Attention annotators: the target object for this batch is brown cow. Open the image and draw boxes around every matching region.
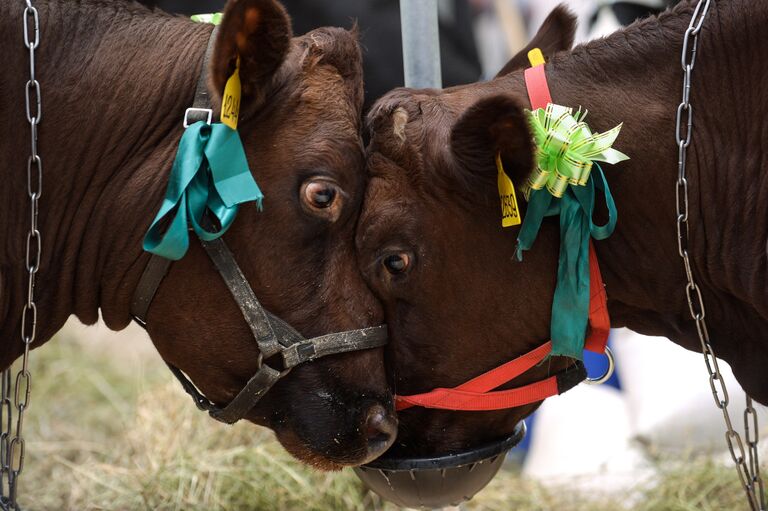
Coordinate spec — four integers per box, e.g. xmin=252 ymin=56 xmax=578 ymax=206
xmin=0 ymin=0 xmax=395 ymax=469
xmin=358 ymin=1 xmax=768 ymax=457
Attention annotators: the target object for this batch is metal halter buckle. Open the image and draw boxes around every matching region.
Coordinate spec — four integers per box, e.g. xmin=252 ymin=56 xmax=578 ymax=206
xmin=183 ymin=107 xmax=213 ymax=127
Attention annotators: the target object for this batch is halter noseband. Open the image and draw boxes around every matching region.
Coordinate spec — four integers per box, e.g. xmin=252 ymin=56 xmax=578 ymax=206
xmin=130 ymin=26 xmax=387 ymax=425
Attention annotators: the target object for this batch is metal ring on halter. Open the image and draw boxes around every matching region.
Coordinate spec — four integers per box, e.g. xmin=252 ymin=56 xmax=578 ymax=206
xmin=584 ymin=347 xmax=615 ymax=385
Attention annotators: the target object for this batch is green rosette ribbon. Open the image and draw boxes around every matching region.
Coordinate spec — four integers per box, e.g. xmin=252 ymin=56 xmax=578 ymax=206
xmin=516 ymin=105 xmax=628 ymax=359
xmin=143 ymin=121 xmax=263 ymax=261
xmin=525 ymin=104 xmax=628 ymax=198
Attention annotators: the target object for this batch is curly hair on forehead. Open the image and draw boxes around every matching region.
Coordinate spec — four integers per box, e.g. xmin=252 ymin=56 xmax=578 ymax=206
xmin=297 ymin=26 xmax=363 ymax=110
xmin=366 ymin=89 xmax=487 ymax=203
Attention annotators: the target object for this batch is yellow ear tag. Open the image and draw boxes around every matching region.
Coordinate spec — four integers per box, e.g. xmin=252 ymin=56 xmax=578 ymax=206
xmin=527 ymin=47 xmax=546 ymax=67
xmin=221 ymin=57 xmax=241 ymax=130
xmin=496 ymin=153 xmax=521 ymax=227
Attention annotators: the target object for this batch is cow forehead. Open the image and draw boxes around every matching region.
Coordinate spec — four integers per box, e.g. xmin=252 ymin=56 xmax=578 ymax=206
xmin=366 ymin=83 xmax=487 ymax=143
xmin=367 ymin=97 xmax=448 ymax=181
xmin=293 ymin=67 xmax=360 ymax=129
xmin=358 ymin=171 xmax=422 ymax=251
xmin=294 ymin=27 xmax=364 ymax=119
xmin=249 ymin=46 xmax=362 ymax=177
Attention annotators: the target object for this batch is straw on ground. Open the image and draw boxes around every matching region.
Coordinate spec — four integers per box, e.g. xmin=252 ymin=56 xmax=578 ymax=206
xmin=15 ymin=321 xmax=761 ymax=510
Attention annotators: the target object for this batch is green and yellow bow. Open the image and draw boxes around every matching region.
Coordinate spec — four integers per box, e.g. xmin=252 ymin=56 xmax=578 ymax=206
xmin=525 ymin=104 xmax=629 ymax=198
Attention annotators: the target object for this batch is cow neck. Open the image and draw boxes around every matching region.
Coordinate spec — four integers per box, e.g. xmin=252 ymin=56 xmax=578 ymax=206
xmin=0 ymin=2 xmax=212 ymax=364
xmin=539 ymin=11 xmax=753 ymax=348
xmin=543 ymin=34 xmax=688 ymax=342
xmin=478 ymin=5 xmax=699 ymax=346
xmin=535 ymin=2 xmax=768 ymax=400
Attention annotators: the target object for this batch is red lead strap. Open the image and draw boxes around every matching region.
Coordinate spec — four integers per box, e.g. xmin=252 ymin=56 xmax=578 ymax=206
xmin=584 ymin=241 xmax=610 ymax=353
xmin=394 ymin=63 xmax=611 ymax=412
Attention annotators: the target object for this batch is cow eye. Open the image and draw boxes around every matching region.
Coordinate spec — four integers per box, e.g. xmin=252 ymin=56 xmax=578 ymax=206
xmin=383 ymin=253 xmax=411 ymax=274
xmin=304 ymin=181 xmax=337 ymax=208
xmin=300 ymin=178 xmax=343 ymax=221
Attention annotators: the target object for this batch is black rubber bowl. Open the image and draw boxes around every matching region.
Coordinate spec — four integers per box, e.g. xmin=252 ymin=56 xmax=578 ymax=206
xmin=353 ymin=422 xmax=526 ymax=509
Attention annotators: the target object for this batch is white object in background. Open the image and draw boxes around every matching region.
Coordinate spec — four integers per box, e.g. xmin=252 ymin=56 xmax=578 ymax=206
xmin=588 ymin=5 xmax=624 ymax=40
xmin=524 ymin=0 xmax=601 ymax=44
xmin=522 ymin=384 xmax=649 ymax=493
xmin=611 ymin=328 xmax=768 ymax=452
xmin=526 ymin=0 xmax=670 ymax=45
xmin=474 ymin=7 xmax=514 ymax=80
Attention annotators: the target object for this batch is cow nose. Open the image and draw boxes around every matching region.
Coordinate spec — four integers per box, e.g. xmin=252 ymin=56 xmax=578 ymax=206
xmin=362 ymin=403 xmax=397 ymax=462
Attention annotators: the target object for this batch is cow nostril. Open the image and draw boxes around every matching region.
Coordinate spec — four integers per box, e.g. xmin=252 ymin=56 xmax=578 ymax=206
xmin=363 ymin=404 xmax=397 ymax=460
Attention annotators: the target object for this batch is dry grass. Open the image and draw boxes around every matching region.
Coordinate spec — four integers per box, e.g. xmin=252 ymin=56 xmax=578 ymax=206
xmin=11 ymin=322 xmax=763 ymax=510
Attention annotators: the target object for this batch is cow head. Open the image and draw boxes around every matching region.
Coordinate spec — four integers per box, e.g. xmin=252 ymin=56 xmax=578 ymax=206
xmin=356 ymin=8 xmax=577 ymax=456
xmin=145 ymin=0 xmax=395 ymax=469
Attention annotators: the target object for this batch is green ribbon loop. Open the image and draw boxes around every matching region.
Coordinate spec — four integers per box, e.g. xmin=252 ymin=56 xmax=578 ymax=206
xmin=143 ymin=121 xmax=263 ymax=260
xmin=516 ymin=165 xmax=617 ymax=359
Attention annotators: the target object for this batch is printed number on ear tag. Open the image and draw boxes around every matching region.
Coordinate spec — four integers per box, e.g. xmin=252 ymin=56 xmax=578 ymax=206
xmin=221 ymin=57 xmax=241 ymax=130
xmin=496 ymin=153 xmax=521 ymax=227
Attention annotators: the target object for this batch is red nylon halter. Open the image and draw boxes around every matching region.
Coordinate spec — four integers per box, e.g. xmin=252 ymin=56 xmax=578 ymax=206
xmin=394 ymin=64 xmax=611 ymax=412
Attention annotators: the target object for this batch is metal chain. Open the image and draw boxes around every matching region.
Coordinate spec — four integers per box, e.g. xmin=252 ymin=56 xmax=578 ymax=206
xmin=675 ymin=1 xmax=765 ymax=509
xmin=747 ymin=396 xmax=767 ymax=508
xmin=1 ymin=1 xmax=42 ymax=509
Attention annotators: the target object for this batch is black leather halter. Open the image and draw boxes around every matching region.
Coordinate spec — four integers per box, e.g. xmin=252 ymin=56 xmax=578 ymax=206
xmin=130 ymin=26 xmax=387 ymax=425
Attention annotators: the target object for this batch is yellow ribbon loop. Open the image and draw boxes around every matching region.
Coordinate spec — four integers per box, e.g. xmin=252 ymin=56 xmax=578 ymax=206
xmin=524 ymin=104 xmax=629 ymax=198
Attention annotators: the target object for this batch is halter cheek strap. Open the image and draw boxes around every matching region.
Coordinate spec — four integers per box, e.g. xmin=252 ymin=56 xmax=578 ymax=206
xmin=394 ymin=62 xmax=611 ymax=412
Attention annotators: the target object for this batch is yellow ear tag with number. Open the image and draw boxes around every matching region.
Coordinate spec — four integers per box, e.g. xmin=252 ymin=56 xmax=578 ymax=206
xmin=221 ymin=57 xmax=241 ymax=130
xmin=496 ymin=153 xmax=521 ymax=227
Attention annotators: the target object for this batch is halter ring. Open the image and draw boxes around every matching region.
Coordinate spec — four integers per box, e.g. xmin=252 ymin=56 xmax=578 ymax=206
xmin=584 ymin=346 xmax=615 ymax=385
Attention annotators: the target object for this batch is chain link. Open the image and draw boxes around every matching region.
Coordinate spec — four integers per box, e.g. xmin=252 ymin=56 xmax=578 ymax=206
xmin=746 ymin=396 xmax=767 ymax=508
xmin=1 ymin=1 xmax=42 ymax=509
xmin=675 ymin=2 xmax=765 ymax=509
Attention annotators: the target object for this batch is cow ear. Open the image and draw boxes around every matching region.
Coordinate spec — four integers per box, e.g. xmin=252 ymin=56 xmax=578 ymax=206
xmin=211 ymin=0 xmax=292 ymax=107
xmin=450 ymin=94 xmax=533 ymax=194
xmin=495 ymin=5 xmax=576 ymax=78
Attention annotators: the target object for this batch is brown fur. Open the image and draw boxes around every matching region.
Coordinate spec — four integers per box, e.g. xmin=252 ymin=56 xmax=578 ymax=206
xmin=358 ymin=1 xmax=768 ymax=456
xmin=0 ymin=0 xmax=392 ymax=469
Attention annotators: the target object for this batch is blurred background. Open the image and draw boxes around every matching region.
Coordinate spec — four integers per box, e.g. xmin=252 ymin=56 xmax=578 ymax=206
xmin=140 ymin=0 xmax=680 ymax=110
xmin=24 ymin=0 xmax=765 ymax=509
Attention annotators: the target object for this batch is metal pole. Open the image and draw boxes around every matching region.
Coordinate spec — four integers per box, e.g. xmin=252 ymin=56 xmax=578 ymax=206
xmin=399 ymin=0 xmax=442 ymax=88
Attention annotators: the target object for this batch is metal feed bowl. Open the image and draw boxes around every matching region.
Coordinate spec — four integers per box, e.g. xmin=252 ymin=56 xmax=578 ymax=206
xmin=354 ymin=422 xmax=526 ymax=509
